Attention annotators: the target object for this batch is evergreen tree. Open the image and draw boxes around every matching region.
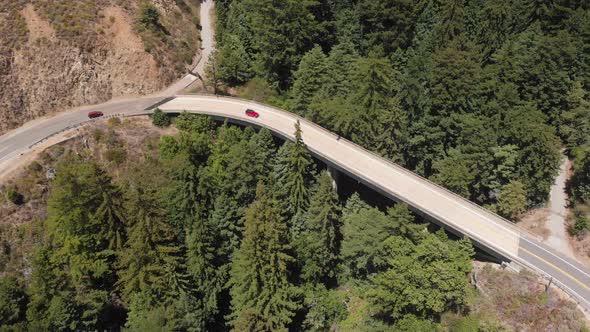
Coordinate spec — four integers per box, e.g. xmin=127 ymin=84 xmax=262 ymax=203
xmin=217 ymin=33 xmax=254 ymax=85
xmin=185 ymin=214 xmax=222 ymax=330
xmin=437 ymin=0 xmax=466 ymax=43
xmin=561 ymin=80 xmax=590 ymax=150
xmin=291 ymin=46 xmax=329 ymax=115
xmin=229 ymin=184 xmax=300 ymax=331
xmin=118 ymin=180 xmax=187 ymax=304
xmin=298 ymin=172 xmax=341 ymax=285
xmin=240 ymin=0 xmax=318 ymax=86
xmin=357 ymin=0 xmax=418 ymax=53
xmin=28 ymin=160 xmax=125 ymax=330
xmin=571 ymin=150 xmax=590 ymax=202
xmin=366 ymin=234 xmax=473 ymax=320
xmin=0 ymin=276 xmax=27 ymax=328
xmin=341 ymin=207 xmax=398 ymax=279
xmin=496 ymin=180 xmax=528 ymax=220
xmin=274 ymin=121 xmax=315 ymax=217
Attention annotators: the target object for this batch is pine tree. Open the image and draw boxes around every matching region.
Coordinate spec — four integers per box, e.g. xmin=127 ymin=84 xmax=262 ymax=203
xmin=118 ymin=184 xmax=187 ymax=304
xmin=229 ymin=183 xmax=300 ymax=331
xmin=324 ymin=42 xmax=359 ymax=98
xmin=165 ymin=153 xmax=203 ymax=238
xmin=298 ymin=172 xmax=341 ymax=285
xmin=217 ymin=33 xmax=254 ymax=85
xmin=291 ymin=46 xmax=329 ymax=115
xmin=561 ymin=81 xmax=590 ymax=150
xmin=357 ymin=0 xmax=418 ymax=53
xmin=185 ymin=214 xmax=222 ymax=330
xmin=496 ymin=180 xmax=528 ymax=220
xmin=274 ymin=121 xmax=315 ymax=218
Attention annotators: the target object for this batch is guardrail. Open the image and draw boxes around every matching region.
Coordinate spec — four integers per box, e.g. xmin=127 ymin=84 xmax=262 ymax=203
xmin=13 ymin=94 xmax=590 ymax=314
xmin=26 ymin=113 xmax=126 ymax=150
xmin=174 ymin=93 xmax=529 ymax=236
xmin=162 ymin=94 xmax=590 ymax=313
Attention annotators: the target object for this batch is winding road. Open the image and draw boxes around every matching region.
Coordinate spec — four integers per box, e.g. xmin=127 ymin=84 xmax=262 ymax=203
xmin=1 ymin=0 xmax=590 ymax=315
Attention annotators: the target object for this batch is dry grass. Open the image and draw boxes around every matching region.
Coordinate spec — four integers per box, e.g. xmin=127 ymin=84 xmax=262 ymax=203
xmin=471 ymin=262 xmax=588 ymax=332
xmin=518 ymin=207 xmax=551 ymax=240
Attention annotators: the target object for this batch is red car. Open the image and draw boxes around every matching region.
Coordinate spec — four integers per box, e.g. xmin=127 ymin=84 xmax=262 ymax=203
xmin=245 ymin=109 xmax=259 ymax=118
xmin=88 ymin=111 xmax=104 ymax=119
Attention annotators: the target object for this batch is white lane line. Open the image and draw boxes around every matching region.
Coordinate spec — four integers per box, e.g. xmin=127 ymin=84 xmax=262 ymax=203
xmin=0 ymin=146 xmax=12 ymax=156
xmin=168 ymin=96 xmax=590 ymax=282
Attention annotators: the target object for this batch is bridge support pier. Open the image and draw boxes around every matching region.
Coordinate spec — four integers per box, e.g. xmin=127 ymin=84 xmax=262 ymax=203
xmin=327 ymin=165 xmax=339 ymax=193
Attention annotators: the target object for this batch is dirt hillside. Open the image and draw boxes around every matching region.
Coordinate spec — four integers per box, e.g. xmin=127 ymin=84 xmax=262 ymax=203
xmin=0 ymin=0 xmax=200 ymax=135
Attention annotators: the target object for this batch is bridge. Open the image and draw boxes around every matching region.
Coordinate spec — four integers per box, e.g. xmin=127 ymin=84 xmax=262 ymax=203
xmin=1 ymin=94 xmax=590 ymax=312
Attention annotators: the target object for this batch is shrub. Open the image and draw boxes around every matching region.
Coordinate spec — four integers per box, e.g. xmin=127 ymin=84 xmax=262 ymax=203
xmin=139 ymin=3 xmax=160 ymax=29
xmin=27 ymin=161 xmax=43 ymax=173
xmin=6 ymin=187 xmax=24 ymax=205
xmin=105 ymin=130 xmax=121 ymax=148
xmin=108 ymin=117 xmax=122 ymax=128
xmin=152 ymin=108 xmax=171 ymax=127
xmin=570 ymin=214 xmax=589 ymax=236
xmin=104 ymin=148 xmax=126 ymax=165
xmin=91 ymin=128 xmax=103 ymax=143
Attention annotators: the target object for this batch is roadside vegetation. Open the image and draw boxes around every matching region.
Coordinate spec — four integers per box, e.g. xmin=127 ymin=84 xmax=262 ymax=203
xmin=0 ymin=115 xmax=587 ymax=330
xmin=210 ymin=0 xmax=590 ymax=222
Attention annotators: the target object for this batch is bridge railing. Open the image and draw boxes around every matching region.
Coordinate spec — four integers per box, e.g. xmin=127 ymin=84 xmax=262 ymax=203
xmin=26 ymin=113 xmax=126 ymax=150
xmin=169 ymin=94 xmax=590 ymax=313
xmin=173 ymin=93 xmax=529 ymax=237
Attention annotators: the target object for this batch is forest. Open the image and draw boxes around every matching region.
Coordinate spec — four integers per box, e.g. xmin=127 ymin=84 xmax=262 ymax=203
xmin=2 ymin=0 xmax=590 ymax=331
xmin=0 ymin=113 xmax=479 ymax=330
xmin=211 ymin=0 xmax=590 ymax=219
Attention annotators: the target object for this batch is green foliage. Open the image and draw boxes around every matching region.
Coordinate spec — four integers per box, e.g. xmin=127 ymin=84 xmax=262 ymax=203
xmin=302 ymin=285 xmax=347 ymax=331
xmin=174 ymin=112 xmax=215 ymax=134
xmin=215 ymin=34 xmax=254 ymax=85
xmin=297 ymin=172 xmax=341 ymax=284
xmin=151 ymin=108 xmax=171 ymax=128
xmin=366 ymin=234 xmax=474 ymax=320
xmin=274 ymin=121 xmax=315 ymax=218
xmin=0 ymin=276 xmax=27 ymax=327
xmin=358 ymin=0 xmax=418 ymax=53
xmin=26 ymin=159 xmax=126 ymax=330
xmin=139 ymin=3 xmax=161 ymax=29
xmin=569 ymin=208 xmax=590 ymax=236
xmin=496 ymin=180 xmax=527 ymax=220
xmin=393 ymin=314 xmax=438 ymax=331
xmin=229 ymin=184 xmax=300 ymax=331
xmin=117 ymin=167 xmax=187 ymax=304
xmin=571 ymin=148 xmax=590 ymax=202
xmin=5 ymin=187 xmax=24 ymax=205
xmin=291 ymin=46 xmax=329 ymax=115
xmin=341 ymin=206 xmax=393 ymax=279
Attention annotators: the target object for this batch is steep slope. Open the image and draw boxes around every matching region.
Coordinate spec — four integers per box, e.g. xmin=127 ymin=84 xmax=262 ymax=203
xmin=0 ymin=0 xmax=201 ymax=134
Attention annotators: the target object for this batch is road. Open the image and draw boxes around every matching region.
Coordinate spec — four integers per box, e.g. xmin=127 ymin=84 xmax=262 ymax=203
xmin=546 ymin=155 xmax=574 ymax=257
xmin=0 ymin=0 xmax=218 ymax=175
xmin=1 ymin=94 xmax=590 ymax=312
xmin=157 ymin=0 xmax=216 ymax=96
xmin=1 ymin=0 xmax=590 ymax=314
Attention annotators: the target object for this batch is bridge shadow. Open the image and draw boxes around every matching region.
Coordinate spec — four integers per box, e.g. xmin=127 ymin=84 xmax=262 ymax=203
xmin=196 ymin=118 xmax=502 ymax=264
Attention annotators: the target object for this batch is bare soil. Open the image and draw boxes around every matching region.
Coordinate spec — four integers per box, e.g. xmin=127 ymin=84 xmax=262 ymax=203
xmin=471 ymin=262 xmax=589 ymax=331
xmin=518 ymin=207 xmax=551 ymax=240
xmin=0 ymin=0 xmax=200 ymax=135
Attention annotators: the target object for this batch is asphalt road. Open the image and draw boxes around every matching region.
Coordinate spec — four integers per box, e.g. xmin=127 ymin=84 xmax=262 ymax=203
xmin=1 ymin=94 xmax=590 ymax=311
xmin=158 ymin=95 xmax=590 ymax=311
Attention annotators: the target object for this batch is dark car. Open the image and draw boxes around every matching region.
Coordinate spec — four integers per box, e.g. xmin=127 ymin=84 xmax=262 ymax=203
xmin=245 ymin=109 xmax=259 ymax=118
xmin=88 ymin=111 xmax=104 ymax=119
